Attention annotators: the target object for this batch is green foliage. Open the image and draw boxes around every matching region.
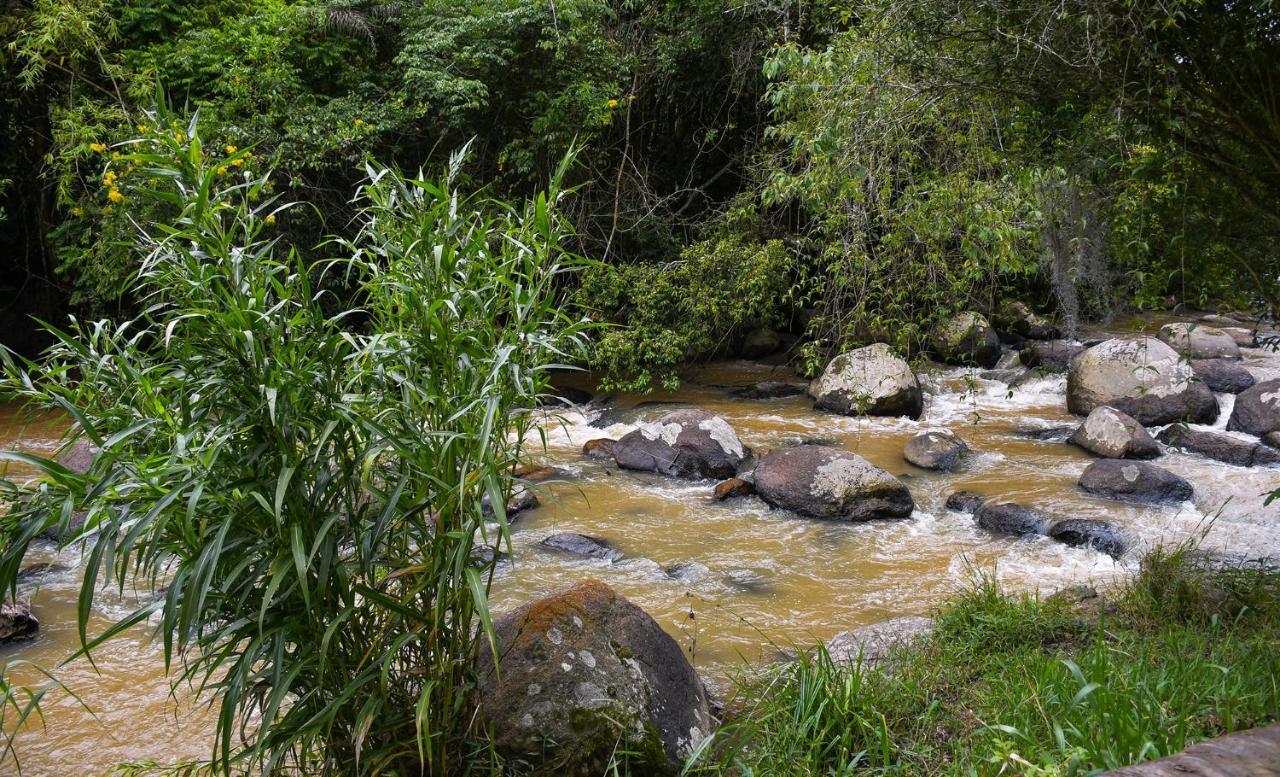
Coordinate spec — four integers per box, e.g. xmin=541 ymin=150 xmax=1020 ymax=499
xmin=581 ymin=236 xmax=791 ymax=391
xmin=0 ymin=108 xmax=588 ymax=774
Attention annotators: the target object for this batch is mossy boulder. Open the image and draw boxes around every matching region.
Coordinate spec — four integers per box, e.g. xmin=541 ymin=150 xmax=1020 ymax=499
xmin=994 ymin=301 xmax=1058 ymax=340
xmin=477 ymin=580 xmax=711 ymax=776
xmin=1157 ymin=322 xmax=1241 ymax=360
xmin=929 ymin=311 xmax=1001 ymax=368
xmin=903 ymin=429 xmax=970 ymax=471
xmin=809 ymin=343 xmax=923 ymax=419
xmin=1066 ymin=337 xmax=1218 ymax=425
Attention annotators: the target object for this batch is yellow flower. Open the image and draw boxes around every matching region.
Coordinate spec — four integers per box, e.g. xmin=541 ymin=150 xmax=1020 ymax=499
xmin=71 ymin=207 xmax=84 ymax=218
xmin=102 ymin=171 xmax=118 ymax=186
xmin=231 ymin=157 xmax=245 ymax=167
xmin=607 ymin=98 xmax=619 ymax=109
xmin=226 ymin=145 xmax=238 ymax=154
xmin=265 ymin=214 xmax=276 ymax=226
xmin=107 ymin=189 xmax=125 ymax=204
xmin=90 ymin=142 xmax=107 ymax=153
xmin=627 ymin=94 xmax=636 ymax=102
xmin=217 ymin=166 xmax=228 ymax=176
xmin=353 ymin=118 xmax=365 ymax=127
xmin=111 ymin=151 xmax=121 ymax=160
xmin=137 ymin=124 xmax=147 ymax=133
xmin=244 ymin=150 xmax=253 ymax=158
xmin=175 ymin=131 xmax=186 ymax=143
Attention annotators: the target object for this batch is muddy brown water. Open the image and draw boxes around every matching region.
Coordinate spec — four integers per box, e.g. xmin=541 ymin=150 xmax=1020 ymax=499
xmin=4 ymin=327 xmax=1280 ymax=774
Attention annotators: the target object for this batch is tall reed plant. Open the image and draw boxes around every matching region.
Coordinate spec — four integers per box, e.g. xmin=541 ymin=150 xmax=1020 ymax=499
xmin=0 ymin=102 xmax=589 ymax=775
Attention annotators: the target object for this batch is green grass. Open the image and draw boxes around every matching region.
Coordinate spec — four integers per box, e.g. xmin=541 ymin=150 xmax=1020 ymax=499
xmin=687 ymin=545 xmax=1280 ymax=776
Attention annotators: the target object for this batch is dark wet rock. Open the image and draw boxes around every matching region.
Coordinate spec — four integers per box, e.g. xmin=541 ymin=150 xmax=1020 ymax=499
xmin=1156 ymin=425 xmax=1280 ymax=467
xmin=582 ymin=438 xmax=616 ymax=460
xmin=664 ymin=561 xmax=710 ymax=582
xmin=1014 ymin=424 xmax=1075 ymax=443
xmin=826 ymin=615 xmax=933 ymax=666
xmin=978 ymin=368 xmax=1023 ymax=384
xmin=0 ymin=602 xmax=38 ymax=643
xmin=477 ymin=579 xmax=712 ymax=775
xmin=613 ymin=410 xmax=747 ymax=480
xmin=723 ymin=568 xmax=772 ymax=594
xmin=731 ymin=380 xmax=806 ymax=400
xmin=994 ymin=301 xmax=1059 ymax=340
xmin=1047 ymin=519 xmax=1128 ymax=558
xmin=1077 ymin=459 xmax=1193 ymax=505
xmin=740 ymin=327 xmax=783 ymax=359
xmin=1019 ymin=341 xmax=1085 ymax=371
xmin=541 ymin=385 xmax=594 ymax=408
xmin=1265 ymin=432 xmax=1280 ymax=450
xmin=482 ymin=483 xmax=540 ymax=518
xmin=469 ymin=544 xmax=508 ymax=569
xmin=540 ymin=532 xmax=623 ymax=562
xmin=1190 ymin=359 xmax=1255 ymax=394
xmin=809 ymin=343 xmax=923 ymax=419
xmin=974 ymin=502 xmax=1044 ymax=537
xmin=1068 ymin=406 xmax=1159 ymax=459
xmin=588 ymin=401 xmax=684 ymax=430
xmin=944 ymin=490 xmax=987 ymax=513
xmin=929 ymin=311 xmax=1002 ymax=368
xmin=903 ymin=429 xmax=970 ymax=471
xmin=1158 ymin=322 xmax=1242 ymax=360
xmin=753 ymin=444 xmax=914 ymax=521
xmin=1227 ymin=378 xmax=1280 ymax=437
xmin=513 ymin=464 xmax=563 ymax=481
xmin=1067 ymin=337 xmax=1218 ymax=426
xmin=712 ymin=477 xmax=754 ymax=501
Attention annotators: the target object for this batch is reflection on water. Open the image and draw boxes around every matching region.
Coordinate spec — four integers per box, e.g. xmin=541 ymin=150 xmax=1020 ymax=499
xmin=4 ymin=333 xmax=1279 ymax=774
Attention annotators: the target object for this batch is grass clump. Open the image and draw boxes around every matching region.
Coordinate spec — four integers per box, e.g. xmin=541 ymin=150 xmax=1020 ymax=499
xmin=689 ymin=547 xmax=1280 ymax=776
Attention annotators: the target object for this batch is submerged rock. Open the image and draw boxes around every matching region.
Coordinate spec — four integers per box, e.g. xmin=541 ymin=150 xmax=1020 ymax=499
xmin=809 ymin=343 xmax=923 ymax=419
xmin=612 ymin=410 xmax=747 ymax=480
xmin=1227 ymin=378 xmax=1280 ymax=437
xmin=974 ymin=502 xmax=1044 ymax=537
xmin=582 ymin=438 xmax=616 ymax=460
xmin=1019 ymin=340 xmax=1084 ymax=371
xmin=0 ymin=603 xmax=38 ymax=643
xmin=477 ymin=580 xmax=712 ymax=776
xmin=541 ymin=532 xmax=623 ymax=562
xmin=929 ymin=311 xmax=1002 ymax=368
xmin=994 ymin=301 xmax=1059 ymax=341
xmin=1047 ymin=519 xmax=1128 ymax=558
xmin=1190 ymin=359 xmax=1255 ymax=394
xmin=1156 ymin=425 xmax=1280 ymax=467
xmin=712 ymin=477 xmax=754 ymax=501
xmin=1068 ymin=406 xmax=1159 ymax=459
xmin=731 ymin=380 xmax=805 ymax=400
xmin=903 ymin=429 xmax=970 ymax=471
xmin=1158 ymin=322 xmax=1241 ymax=360
xmin=944 ymin=490 xmax=987 ymax=513
xmin=1077 ymin=459 xmax=1193 ymax=505
xmin=753 ymin=444 xmax=914 ymax=521
xmin=826 ymin=615 xmax=933 ymax=666
xmin=1066 ymin=337 xmax=1218 ymax=426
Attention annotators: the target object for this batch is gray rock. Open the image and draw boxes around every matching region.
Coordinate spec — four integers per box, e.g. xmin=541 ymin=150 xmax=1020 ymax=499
xmin=741 ymin=327 xmax=783 ymax=359
xmin=753 ymin=444 xmax=914 ymax=521
xmin=994 ymin=301 xmax=1059 ymax=340
xmin=1158 ymin=322 xmax=1242 ymax=360
xmin=974 ymin=502 xmax=1044 ymax=537
xmin=541 ymin=532 xmax=623 ymax=562
xmin=613 ymin=410 xmax=747 ymax=480
xmin=903 ymin=429 xmax=970 ymax=471
xmin=1227 ymin=378 xmax=1280 ymax=437
xmin=481 ymin=483 xmax=540 ymax=518
xmin=809 ymin=344 xmax=923 ymax=419
xmin=930 ymin=311 xmax=1002 ymax=368
xmin=1191 ymin=359 xmax=1256 ymax=394
xmin=1265 ymin=432 xmax=1280 ymax=450
xmin=826 ymin=615 xmax=933 ymax=665
xmin=1067 ymin=337 xmax=1218 ymax=425
xmin=664 ymin=561 xmax=710 ymax=582
xmin=1019 ymin=340 xmax=1085 ymax=371
xmin=1047 ymin=519 xmax=1128 ymax=558
xmin=1068 ymin=406 xmax=1159 ymax=459
xmin=731 ymin=380 xmax=806 ymax=400
xmin=1221 ymin=326 xmax=1257 ymax=348
xmin=1078 ymin=459 xmax=1193 ymax=504
xmin=477 ymin=580 xmax=711 ymax=775
xmin=944 ymin=490 xmax=987 ymax=513
xmin=1157 ymin=425 xmax=1280 ymax=467
xmin=0 ymin=602 xmax=38 ymax=643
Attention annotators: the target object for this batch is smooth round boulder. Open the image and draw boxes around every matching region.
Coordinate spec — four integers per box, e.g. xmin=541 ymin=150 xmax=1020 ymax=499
xmin=753 ymin=445 xmax=914 ymax=521
xmin=944 ymin=490 xmax=987 ymax=513
xmin=612 ymin=410 xmax=746 ymax=480
xmin=929 ymin=311 xmax=1001 ymax=368
xmin=1227 ymin=378 xmax=1280 ymax=437
xmin=994 ymin=301 xmax=1058 ymax=340
xmin=582 ymin=438 xmax=616 ymax=460
xmin=1190 ymin=359 xmax=1255 ymax=394
xmin=974 ymin=502 xmax=1044 ymax=537
xmin=0 ymin=602 xmax=38 ymax=643
xmin=903 ymin=429 xmax=970 ymax=471
xmin=1077 ymin=459 xmax=1193 ymax=505
xmin=1047 ymin=519 xmax=1127 ymax=559
xmin=809 ymin=343 xmax=923 ymax=419
xmin=1157 ymin=425 xmax=1280 ymax=467
xmin=477 ymin=580 xmax=712 ymax=775
xmin=1158 ymin=322 xmax=1241 ymax=360
xmin=1068 ymin=406 xmax=1159 ymax=459
xmin=1066 ymin=337 xmax=1218 ymax=425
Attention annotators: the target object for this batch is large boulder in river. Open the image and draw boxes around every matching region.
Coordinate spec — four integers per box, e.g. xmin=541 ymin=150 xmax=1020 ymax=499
xmin=1158 ymin=322 xmax=1241 ymax=360
xmin=903 ymin=429 xmax=970 ymax=471
xmin=1019 ymin=340 xmax=1085 ymax=372
xmin=0 ymin=602 xmax=38 ymax=643
xmin=753 ymin=444 xmax=914 ymax=521
xmin=929 ymin=311 xmax=1001 ymax=368
xmin=1077 ymin=459 xmax=1193 ymax=505
xmin=1068 ymin=406 xmax=1159 ymax=459
xmin=477 ymin=580 xmax=711 ymax=775
xmin=1227 ymin=378 xmax=1280 ymax=437
xmin=994 ymin=301 xmax=1058 ymax=340
xmin=809 ymin=344 xmax=923 ymax=419
xmin=1157 ymin=424 xmax=1280 ymax=467
xmin=1066 ymin=337 xmax=1218 ymax=426
xmin=974 ymin=502 xmax=1044 ymax=537
xmin=612 ymin=410 xmax=746 ymax=480
xmin=1190 ymin=359 xmax=1255 ymax=394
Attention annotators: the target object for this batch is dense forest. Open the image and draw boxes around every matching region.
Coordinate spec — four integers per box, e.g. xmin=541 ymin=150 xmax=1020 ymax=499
xmin=3 ymin=2 xmax=1280 ymax=776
